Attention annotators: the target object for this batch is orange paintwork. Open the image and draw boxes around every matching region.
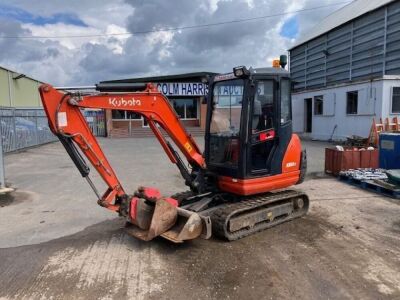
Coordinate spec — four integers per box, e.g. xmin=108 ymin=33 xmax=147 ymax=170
xmin=218 ymin=134 xmax=302 ymax=196
xmin=40 ymin=82 xmax=303 ymax=208
xmin=39 ymin=83 xmax=205 ymax=211
xmin=282 ymin=133 xmax=302 ymax=173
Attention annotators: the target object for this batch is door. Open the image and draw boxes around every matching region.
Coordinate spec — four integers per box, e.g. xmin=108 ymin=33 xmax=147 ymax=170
xmin=142 ymin=117 xmax=149 ymax=128
xmin=304 ymin=98 xmax=312 ymax=133
xmin=249 ymin=80 xmax=276 ymax=174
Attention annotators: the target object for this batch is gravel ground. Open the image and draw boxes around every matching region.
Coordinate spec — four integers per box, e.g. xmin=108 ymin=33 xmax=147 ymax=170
xmin=0 ymin=138 xmax=399 ymax=300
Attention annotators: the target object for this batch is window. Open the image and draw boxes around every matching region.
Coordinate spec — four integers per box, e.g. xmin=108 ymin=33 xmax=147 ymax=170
xmin=347 ymin=91 xmax=358 ymax=115
xmin=185 ymin=99 xmax=198 ymax=118
xmin=280 ymin=79 xmax=291 ymax=123
xmin=252 ymin=80 xmax=274 ymax=132
xmin=314 ymin=95 xmax=323 ymax=115
xmin=112 ymin=110 xmax=125 ymax=119
xmin=126 ymin=112 xmax=141 ymax=119
xmin=392 ymin=87 xmax=400 ymax=113
xmin=112 ymin=110 xmax=141 ymax=120
xmin=213 ymin=84 xmax=243 ymax=107
xmin=210 ymin=79 xmax=243 ymax=135
xmin=171 ymin=99 xmax=198 ymax=119
xmin=209 ymin=79 xmax=244 ymax=168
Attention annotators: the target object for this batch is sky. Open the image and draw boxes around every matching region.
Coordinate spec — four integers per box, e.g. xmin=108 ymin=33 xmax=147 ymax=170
xmin=0 ymin=0 xmax=350 ymax=85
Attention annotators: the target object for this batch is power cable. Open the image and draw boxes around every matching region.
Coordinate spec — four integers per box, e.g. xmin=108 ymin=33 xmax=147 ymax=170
xmin=0 ymin=1 xmax=352 ymax=39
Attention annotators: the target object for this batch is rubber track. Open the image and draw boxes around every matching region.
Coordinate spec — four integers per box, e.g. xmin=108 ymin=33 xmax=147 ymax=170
xmin=210 ymin=190 xmax=309 ymax=241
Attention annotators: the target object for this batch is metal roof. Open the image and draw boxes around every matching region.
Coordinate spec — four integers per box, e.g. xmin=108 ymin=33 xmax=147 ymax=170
xmin=289 ymin=0 xmax=396 ymax=50
xmin=0 ymin=65 xmax=44 ymax=83
xmin=101 ymin=72 xmax=218 ymax=84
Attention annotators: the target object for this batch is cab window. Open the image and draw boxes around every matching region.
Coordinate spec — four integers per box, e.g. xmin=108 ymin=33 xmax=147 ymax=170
xmin=280 ymin=79 xmax=291 ymax=124
xmin=252 ymin=80 xmax=274 ymax=133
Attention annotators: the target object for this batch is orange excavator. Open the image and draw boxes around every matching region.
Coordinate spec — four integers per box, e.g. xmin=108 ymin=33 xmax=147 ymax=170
xmin=39 ymin=64 xmax=309 ymax=242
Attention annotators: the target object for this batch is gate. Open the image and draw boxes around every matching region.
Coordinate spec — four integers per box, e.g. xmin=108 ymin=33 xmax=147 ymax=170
xmin=0 ymin=108 xmax=57 ymax=153
xmin=84 ymin=110 xmax=106 ymax=137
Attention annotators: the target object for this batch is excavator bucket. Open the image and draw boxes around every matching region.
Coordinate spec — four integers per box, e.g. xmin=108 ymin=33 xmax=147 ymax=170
xmin=147 ymin=199 xmax=178 ymax=239
xmin=161 ymin=207 xmax=211 ymax=243
xmin=125 ymin=197 xmax=211 ymax=243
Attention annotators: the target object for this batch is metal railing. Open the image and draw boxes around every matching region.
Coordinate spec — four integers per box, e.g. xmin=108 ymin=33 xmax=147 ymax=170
xmin=0 ymin=108 xmax=106 ymax=153
xmin=0 ymin=108 xmax=57 ymax=153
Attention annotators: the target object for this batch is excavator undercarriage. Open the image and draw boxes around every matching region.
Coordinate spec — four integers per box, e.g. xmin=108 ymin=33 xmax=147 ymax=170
xmin=39 ymin=65 xmax=309 ymax=243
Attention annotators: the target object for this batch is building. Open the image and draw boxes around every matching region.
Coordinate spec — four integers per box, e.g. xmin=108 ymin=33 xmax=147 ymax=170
xmin=289 ymin=0 xmax=400 ymax=140
xmin=0 ymin=66 xmax=59 ymax=152
xmin=100 ymin=72 xmax=216 ymax=137
xmin=0 ymin=66 xmax=43 ymax=107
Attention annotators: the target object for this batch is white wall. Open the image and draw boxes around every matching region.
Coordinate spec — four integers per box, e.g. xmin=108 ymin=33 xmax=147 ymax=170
xmin=382 ymin=79 xmax=400 ymax=117
xmin=292 ymin=80 xmax=386 ymax=141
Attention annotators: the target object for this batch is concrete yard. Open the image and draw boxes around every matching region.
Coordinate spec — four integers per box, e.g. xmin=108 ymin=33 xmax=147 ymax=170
xmin=0 ymin=138 xmax=399 ymax=299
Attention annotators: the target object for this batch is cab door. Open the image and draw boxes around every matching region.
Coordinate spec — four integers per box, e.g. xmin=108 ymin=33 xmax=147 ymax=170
xmin=247 ymin=79 xmax=278 ymax=176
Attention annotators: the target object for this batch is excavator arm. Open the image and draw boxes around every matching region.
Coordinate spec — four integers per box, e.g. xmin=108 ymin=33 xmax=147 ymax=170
xmin=39 ymin=83 xmax=210 ymax=242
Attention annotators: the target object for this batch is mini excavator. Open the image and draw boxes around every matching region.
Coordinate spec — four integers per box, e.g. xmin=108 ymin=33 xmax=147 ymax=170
xmin=39 ymin=63 xmax=309 ymax=243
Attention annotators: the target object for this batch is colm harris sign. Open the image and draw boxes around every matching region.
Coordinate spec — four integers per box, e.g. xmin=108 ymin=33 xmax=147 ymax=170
xmin=156 ymin=82 xmax=209 ymax=96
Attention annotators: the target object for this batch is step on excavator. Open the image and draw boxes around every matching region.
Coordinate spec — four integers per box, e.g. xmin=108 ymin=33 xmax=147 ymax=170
xmin=39 ymin=63 xmax=309 ymax=243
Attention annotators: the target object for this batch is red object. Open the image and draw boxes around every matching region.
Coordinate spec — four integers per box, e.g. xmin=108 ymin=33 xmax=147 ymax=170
xmin=218 ymin=134 xmax=302 ymax=195
xmin=360 ymin=150 xmax=379 ymax=168
xmin=164 ymin=197 xmax=178 ymax=207
xmin=129 ymin=197 xmax=139 ymax=220
xmin=138 ymin=186 xmax=161 ymax=201
xmin=259 ymin=130 xmax=275 ymax=141
xmin=39 ymin=84 xmax=205 ymax=212
xmin=325 ymin=148 xmax=379 ymax=176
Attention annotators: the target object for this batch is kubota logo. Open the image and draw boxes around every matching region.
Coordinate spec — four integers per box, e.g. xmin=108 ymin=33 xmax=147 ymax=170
xmin=286 ymin=162 xmax=297 ymax=168
xmin=109 ymin=97 xmax=141 ymax=107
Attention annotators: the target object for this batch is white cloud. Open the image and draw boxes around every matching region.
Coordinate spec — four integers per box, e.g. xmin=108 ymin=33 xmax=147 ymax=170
xmin=0 ymin=0 xmax=349 ymax=85
xmin=21 ymin=23 xmax=101 ymax=49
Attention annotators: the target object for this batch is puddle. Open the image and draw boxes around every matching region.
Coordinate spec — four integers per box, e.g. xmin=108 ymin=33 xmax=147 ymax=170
xmin=0 ymin=191 xmax=34 ymax=207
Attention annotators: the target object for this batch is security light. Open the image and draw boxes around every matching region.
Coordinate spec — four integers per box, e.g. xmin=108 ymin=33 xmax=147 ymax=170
xmin=233 ymin=66 xmax=250 ymax=78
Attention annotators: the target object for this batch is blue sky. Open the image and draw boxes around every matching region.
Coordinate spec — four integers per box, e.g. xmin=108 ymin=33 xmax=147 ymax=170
xmin=0 ymin=0 xmax=345 ymax=85
xmin=280 ymin=16 xmax=299 ymax=39
xmin=0 ymin=4 xmax=87 ymax=27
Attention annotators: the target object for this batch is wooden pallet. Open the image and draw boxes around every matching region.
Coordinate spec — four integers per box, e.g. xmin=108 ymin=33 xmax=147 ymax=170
xmin=339 ymin=175 xmax=400 ymax=199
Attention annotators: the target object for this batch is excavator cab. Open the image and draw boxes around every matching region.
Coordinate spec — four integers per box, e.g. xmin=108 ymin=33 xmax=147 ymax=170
xmin=205 ymin=67 xmax=296 ymax=184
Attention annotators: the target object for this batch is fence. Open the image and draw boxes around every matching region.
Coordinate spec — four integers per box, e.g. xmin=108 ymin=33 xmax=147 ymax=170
xmin=0 ymin=108 xmax=107 ymax=153
xmin=0 ymin=108 xmax=57 ymax=153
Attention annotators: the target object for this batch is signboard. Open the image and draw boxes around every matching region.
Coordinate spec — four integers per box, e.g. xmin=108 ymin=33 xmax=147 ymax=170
xmin=156 ymin=82 xmax=208 ymax=96
xmin=214 ymin=85 xmax=243 ymax=96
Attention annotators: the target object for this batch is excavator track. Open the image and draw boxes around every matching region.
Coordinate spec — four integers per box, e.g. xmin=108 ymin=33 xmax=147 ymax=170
xmin=210 ymin=190 xmax=309 ymax=241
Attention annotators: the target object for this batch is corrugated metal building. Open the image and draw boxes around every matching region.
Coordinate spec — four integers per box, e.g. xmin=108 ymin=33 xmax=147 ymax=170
xmin=289 ymin=0 xmax=400 ymax=140
xmin=0 ymin=66 xmax=56 ymax=152
xmin=0 ymin=66 xmax=43 ymax=107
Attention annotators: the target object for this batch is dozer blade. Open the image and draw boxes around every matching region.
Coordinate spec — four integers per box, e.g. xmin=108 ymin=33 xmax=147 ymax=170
xmin=161 ymin=208 xmax=212 ymax=243
xmin=125 ymin=199 xmax=178 ymax=241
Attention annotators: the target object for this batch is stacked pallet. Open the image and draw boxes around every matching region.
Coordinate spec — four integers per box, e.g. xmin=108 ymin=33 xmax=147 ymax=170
xmin=339 ymin=168 xmax=400 ymax=199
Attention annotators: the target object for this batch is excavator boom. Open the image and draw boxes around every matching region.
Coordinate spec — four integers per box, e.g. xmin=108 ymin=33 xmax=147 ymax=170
xmin=39 ymin=83 xmax=210 ymax=242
